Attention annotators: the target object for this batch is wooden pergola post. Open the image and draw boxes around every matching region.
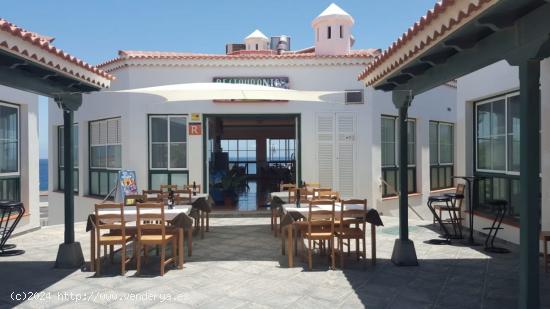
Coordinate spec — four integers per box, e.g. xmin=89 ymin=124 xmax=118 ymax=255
xmin=54 ymin=93 xmax=84 ymax=268
xmin=390 ymin=90 xmax=418 ymax=266
xmin=518 ymin=59 xmax=541 ymax=309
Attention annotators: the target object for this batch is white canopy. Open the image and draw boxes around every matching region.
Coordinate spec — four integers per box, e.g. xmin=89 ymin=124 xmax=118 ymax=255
xmin=109 ymin=82 xmax=344 ymax=103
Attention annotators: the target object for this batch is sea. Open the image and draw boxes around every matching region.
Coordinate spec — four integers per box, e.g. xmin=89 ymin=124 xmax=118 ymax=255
xmin=39 ymin=159 xmax=48 ymax=192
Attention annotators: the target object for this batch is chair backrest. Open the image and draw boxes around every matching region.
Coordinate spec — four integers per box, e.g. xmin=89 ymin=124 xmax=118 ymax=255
xmin=304 ymin=182 xmax=321 ymax=190
xmin=307 ymin=199 xmax=335 ymax=233
xmin=339 ymin=199 xmax=368 ymax=232
xmin=279 ymin=183 xmax=296 ymax=192
xmin=313 ymin=187 xmax=332 ymax=197
xmin=316 ymin=190 xmax=340 ymax=201
xmin=456 ymin=183 xmax=466 ymax=209
xmin=173 ymin=189 xmax=192 ymax=204
xmin=289 ymin=187 xmax=313 ymax=203
xmin=124 ymin=194 xmax=144 ymax=206
xmin=136 ymin=203 xmax=166 ymax=240
xmin=183 ymin=184 xmax=201 ymax=194
xmin=143 ymin=190 xmax=162 ymax=202
xmin=160 ymin=184 xmax=178 ymax=192
xmin=95 ymin=203 xmax=126 ymax=239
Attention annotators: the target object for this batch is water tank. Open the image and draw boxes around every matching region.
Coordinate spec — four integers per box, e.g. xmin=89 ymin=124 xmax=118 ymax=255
xmin=270 ymin=35 xmax=291 ymax=52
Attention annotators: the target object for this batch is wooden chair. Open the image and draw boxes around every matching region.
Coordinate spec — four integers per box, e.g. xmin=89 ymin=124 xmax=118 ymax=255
xmin=135 ymin=203 xmax=178 ymax=276
xmin=173 ymin=189 xmax=192 ymax=205
xmin=94 ymin=203 xmax=133 ymax=276
xmin=288 ymin=188 xmax=314 ymax=203
xmin=541 ymin=231 xmax=550 ymax=273
xmin=304 ymin=182 xmax=321 ymax=190
xmin=334 ymin=199 xmax=368 ymax=269
xmin=316 ymin=190 xmax=340 ymax=201
xmin=313 ymin=187 xmax=332 ymax=198
xmin=143 ymin=190 xmax=163 ymax=202
xmin=434 ymin=184 xmax=465 ymax=227
xmin=183 ymin=184 xmax=201 ymax=194
xmin=300 ymin=199 xmax=336 ymax=270
xmin=160 ymin=184 xmax=178 ymax=192
xmin=279 ymin=183 xmax=296 ymax=192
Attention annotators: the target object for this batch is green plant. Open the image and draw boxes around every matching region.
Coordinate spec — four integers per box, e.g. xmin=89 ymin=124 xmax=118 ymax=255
xmin=217 ymin=167 xmax=249 ymax=201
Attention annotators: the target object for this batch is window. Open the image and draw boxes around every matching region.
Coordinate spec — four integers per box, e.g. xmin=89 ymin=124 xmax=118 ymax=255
xmin=339 ymin=25 xmax=343 ymax=38
xmin=327 ymin=26 xmax=332 ymax=39
xmin=221 ymin=139 xmax=257 ymax=175
xmin=474 ymin=92 xmax=531 ymax=219
xmin=267 ymin=139 xmax=295 ymax=162
xmin=381 ymin=116 xmax=416 ymax=197
xmin=148 ymin=115 xmax=188 ymax=189
xmin=0 ymin=103 xmax=20 ymax=201
xmin=255 ymin=44 xmax=258 ymax=50
xmin=476 ymin=94 xmax=520 ymax=174
xmin=429 ymin=121 xmax=454 ymax=190
xmin=58 ymin=125 xmax=79 ymax=192
xmin=89 ymin=118 xmax=121 ymax=196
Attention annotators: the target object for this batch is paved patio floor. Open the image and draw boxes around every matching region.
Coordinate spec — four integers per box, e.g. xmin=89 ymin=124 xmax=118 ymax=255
xmin=1 ymin=216 xmax=549 ymax=308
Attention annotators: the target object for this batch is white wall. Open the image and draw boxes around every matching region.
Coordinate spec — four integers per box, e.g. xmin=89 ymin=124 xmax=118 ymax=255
xmin=369 ymin=84 xmax=458 ymax=219
xmin=0 ymin=85 xmax=40 ymax=234
xmin=456 ymin=59 xmax=550 ymax=245
xmin=48 ymin=59 xmax=457 ymax=225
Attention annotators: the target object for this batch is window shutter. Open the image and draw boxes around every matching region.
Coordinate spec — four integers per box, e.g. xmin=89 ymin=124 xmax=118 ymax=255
xmin=336 ymin=113 xmax=355 ymax=198
xmin=317 ymin=113 xmax=334 ymax=189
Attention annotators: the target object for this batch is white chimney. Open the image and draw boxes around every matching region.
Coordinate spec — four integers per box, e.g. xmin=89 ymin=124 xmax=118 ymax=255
xmin=312 ymin=3 xmax=354 ymax=56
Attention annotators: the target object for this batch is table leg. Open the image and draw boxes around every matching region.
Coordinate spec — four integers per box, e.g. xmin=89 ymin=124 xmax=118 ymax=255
xmin=288 ymin=225 xmax=294 ymax=268
xmin=200 ymin=211 xmax=205 ymax=239
xmin=371 ymin=224 xmax=376 ymax=265
xmin=206 ymin=212 xmax=210 ymax=232
xmin=178 ymin=228 xmax=184 ymax=269
xmin=90 ymin=228 xmax=95 ymax=272
xmin=188 ymin=229 xmax=193 ymax=257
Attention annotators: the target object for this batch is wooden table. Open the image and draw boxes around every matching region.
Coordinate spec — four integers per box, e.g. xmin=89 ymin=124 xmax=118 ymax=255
xmin=281 ymin=203 xmax=377 ymax=268
xmin=89 ymin=205 xmax=191 ymax=272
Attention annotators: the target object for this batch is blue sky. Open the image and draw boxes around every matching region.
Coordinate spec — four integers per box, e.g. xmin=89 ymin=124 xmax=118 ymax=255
xmin=3 ymin=0 xmax=437 ymax=159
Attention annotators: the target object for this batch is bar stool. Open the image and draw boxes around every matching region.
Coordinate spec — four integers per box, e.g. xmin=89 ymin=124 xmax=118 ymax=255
xmin=444 ymin=184 xmax=465 ymax=239
xmin=0 ymin=201 xmax=25 ymax=256
xmin=483 ymin=200 xmax=510 ymax=253
xmin=426 ymin=196 xmax=454 ymax=244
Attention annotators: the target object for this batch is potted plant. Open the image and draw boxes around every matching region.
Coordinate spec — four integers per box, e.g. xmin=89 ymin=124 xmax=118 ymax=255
xmin=219 ymin=167 xmax=248 ymax=207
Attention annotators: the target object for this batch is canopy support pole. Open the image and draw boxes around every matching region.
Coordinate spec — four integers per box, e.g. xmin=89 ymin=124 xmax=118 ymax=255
xmin=518 ymin=59 xmax=541 ymax=309
xmin=55 ymin=94 xmax=84 ymax=269
xmin=390 ymin=90 xmax=418 ymax=266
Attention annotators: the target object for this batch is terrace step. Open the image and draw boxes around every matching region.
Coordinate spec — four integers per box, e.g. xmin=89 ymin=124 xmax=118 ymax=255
xmin=208 ymin=210 xmax=271 ymax=218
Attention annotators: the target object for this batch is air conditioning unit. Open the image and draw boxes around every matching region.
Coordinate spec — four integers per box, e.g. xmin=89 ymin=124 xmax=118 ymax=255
xmin=345 ymin=90 xmax=364 ymax=104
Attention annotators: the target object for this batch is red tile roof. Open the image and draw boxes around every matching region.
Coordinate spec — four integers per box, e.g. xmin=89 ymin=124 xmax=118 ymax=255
xmin=97 ymin=48 xmax=381 ymax=70
xmin=0 ymin=18 xmax=114 ymax=87
xmin=358 ymin=0 xmax=496 ymax=85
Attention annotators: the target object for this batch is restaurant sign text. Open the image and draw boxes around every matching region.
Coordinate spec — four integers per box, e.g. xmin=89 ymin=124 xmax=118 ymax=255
xmin=213 ymin=77 xmax=289 ymax=89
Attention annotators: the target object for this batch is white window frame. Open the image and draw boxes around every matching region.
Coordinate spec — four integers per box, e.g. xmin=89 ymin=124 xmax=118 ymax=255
xmin=148 ymin=115 xmax=189 ymax=171
xmin=89 ymin=118 xmax=121 ymax=170
xmin=0 ymin=102 xmax=20 ymax=177
xmin=381 ymin=115 xmax=416 ymax=168
xmin=474 ymin=92 xmax=520 ymax=176
xmin=430 ymin=121 xmax=454 ymax=166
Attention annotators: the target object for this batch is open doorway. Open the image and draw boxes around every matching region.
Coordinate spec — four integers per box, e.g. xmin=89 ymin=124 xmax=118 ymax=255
xmin=204 ymin=114 xmax=300 ymax=211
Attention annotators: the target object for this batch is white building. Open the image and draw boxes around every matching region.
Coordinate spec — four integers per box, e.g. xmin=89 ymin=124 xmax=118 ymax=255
xmin=48 ymin=3 xmax=457 ymax=224
xmin=456 ymin=59 xmax=550 ymax=244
